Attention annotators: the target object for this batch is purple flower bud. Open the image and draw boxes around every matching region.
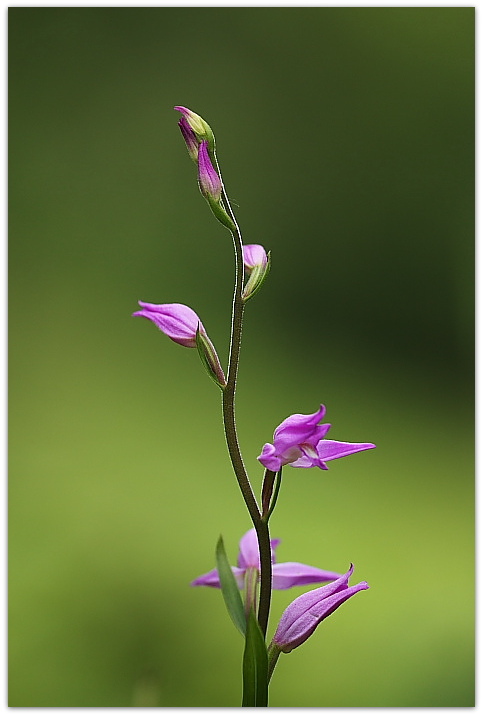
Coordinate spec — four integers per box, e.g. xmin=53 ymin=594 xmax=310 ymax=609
xmin=243 ymin=244 xmax=268 ymax=272
xmin=174 ymin=106 xmax=214 ymax=144
xmin=242 ymin=244 xmax=270 ymax=301
xmin=272 ymin=564 xmax=369 ymax=653
xmin=258 ymin=405 xmax=375 ymax=472
xmin=197 ymin=140 xmax=222 ymax=202
xmin=178 ymin=116 xmax=199 ymax=162
xmin=132 ymin=301 xmax=204 ymax=347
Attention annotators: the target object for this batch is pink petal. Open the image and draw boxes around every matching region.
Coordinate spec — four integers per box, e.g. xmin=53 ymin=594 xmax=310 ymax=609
xmin=272 ymin=405 xmax=326 ymax=454
xmin=316 ymin=439 xmax=376 ymax=462
xmin=272 ymin=562 xmax=341 ymax=590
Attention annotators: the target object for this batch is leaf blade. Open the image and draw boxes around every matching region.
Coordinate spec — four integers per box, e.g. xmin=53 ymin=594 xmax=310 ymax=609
xmin=215 ymin=535 xmax=246 ymax=636
xmin=242 ymin=610 xmax=269 ymax=707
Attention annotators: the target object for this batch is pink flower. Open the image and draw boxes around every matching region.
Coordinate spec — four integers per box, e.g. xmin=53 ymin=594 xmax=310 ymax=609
xmin=192 ymin=528 xmax=341 ymax=590
xmin=132 ymin=301 xmax=203 ymax=347
xmin=258 ymin=405 xmax=375 ymax=472
xmin=272 ymin=564 xmax=369 ymax=653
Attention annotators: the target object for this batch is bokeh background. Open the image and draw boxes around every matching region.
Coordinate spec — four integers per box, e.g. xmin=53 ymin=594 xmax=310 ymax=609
xmin=9 ymin=7 xmax=474 ymax=707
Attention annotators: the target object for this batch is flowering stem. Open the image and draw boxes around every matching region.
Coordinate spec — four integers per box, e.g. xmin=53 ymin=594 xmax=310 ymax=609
xmin=215 ymin=151 xmax=273 ymax=638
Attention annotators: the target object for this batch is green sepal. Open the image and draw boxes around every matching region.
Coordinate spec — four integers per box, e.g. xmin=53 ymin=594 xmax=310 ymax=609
xmin=242 ymin=251 xmax=271 ymax=302
xmin=206 ymin=195 xmax=237 ymax=233
xmin=195 ymin=328 xmax=226 ymax=389
xmin=242 ymin=609 xmax=269 ymax=707
xmin=215 ymin=535 xmax=246 ymax=636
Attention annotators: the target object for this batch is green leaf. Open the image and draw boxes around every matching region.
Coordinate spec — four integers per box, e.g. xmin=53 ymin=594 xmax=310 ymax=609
xmin=215 ymin=535 xmax=246 ymax=636
xmin=242 ymin=610 xmax=269 ymax=707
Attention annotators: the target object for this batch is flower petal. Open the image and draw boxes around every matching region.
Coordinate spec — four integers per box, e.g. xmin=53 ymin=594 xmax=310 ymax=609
xmin=257 ymin=443 xmax=283 ymax=472
xmin=237 ymin=528 xmax=260 ymax=570
xmin=191 ymin=566 xmax=245 ymax=589
xmin=272 ymin=405 xmax=326 ymax=454
xmin=275 ymin=581 xmax=369 ymax=652
xmin=275 ymin=564 xmax=353 ymax=622
xmin=198 ymin=140 xmax=221 ymax=201
xmin=133 ymin=302 xmax=204 ymax=347
xmin=272 ymin=562 xmax=341 ymax=590
xmin=237 ymin=529 xmax=281 ymax=569
xmin=316 ymin=439 xmax=376 ymax=462
xmin=243 ymin=244 xmax=268 ymax=270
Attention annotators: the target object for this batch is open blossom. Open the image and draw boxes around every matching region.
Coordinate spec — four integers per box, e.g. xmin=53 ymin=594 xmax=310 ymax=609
xmin=132 ymin=301 xmax=204 ymax=347
xmin=272 ymin=564 xmax=369 ymax=653
xmin=198 ymin=140 xmax=221 ymax=201
xmin=243 ymin=244 xmax=268 ymax=271
xmin=258 ymin=404 xmax=375 ymax=472
xmin=192 ymin=528 xmax=341 ymax=590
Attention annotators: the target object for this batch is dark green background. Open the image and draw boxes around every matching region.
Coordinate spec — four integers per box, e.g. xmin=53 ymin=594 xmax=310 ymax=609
xmin=9 ymin=7 xmax=474 ymax=707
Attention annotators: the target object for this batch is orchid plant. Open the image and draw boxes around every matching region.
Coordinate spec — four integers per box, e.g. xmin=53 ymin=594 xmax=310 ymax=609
xmin=133 ymin=106 xmax=375 ymax=706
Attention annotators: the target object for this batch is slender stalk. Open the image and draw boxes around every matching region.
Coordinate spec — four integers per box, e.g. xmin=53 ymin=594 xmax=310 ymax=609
xmin=215 ymin=152 xmax=273 ymax=637
xmin=265 ymin=469 xmax=283 ymax=523
xmin=261 ymin=468 xmax=277 ymax=517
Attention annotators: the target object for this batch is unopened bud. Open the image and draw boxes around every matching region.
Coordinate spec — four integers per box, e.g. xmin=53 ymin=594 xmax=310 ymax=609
xmin=178 ymin=116 xmax=199 ymax=162
xmin=195 ymin=327 xmax=226 ymax=389
xmin=198 ymin=141 xmax=222 ymax=202
xmin=242 ymin=245 xmax=271 ymax=301
xmin=174 ymin=106 xmax=215 ymax=151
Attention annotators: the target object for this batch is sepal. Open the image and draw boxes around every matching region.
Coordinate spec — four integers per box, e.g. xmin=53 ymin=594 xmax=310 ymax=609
xmin=195 ymin=327 xmax=226 ymax=389
xmin=206 ymin=195 xmax=237 ymax=232
xmin=242 ymin=251 xmax=271 ymax=301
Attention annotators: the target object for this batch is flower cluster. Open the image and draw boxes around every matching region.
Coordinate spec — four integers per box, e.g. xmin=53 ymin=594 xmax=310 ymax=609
xmin=133 ymin=106 xmax=376 ymax=700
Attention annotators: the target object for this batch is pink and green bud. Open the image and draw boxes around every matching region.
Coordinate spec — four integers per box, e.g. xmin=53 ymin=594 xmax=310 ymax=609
xmin=174 ymin=106 xmax=215 ymax=149
xmin=133 ymin=301 xmax=225 ymax=386
xmin=242 ymin=244 xmax=270 ymax=301
xmin=243 ymin=244 xmax=268 ymax=271
xmin=132 ymin=301 xmax=202 ymax=347
xmin=198 ymin=140 xmax=222 ymax=202
xmin=271 ymin=564 xmax=369 ymax=654
xmin=178 ymin=116 xmax=199 ymax=162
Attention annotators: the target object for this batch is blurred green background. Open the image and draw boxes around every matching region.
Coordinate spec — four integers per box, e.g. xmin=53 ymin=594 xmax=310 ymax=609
xmin=9 ymin=7 xmax=474 ymax=707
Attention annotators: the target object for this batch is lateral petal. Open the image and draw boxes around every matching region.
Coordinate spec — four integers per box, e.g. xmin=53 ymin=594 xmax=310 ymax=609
xmin=272 ymin=562 xmax=341 ymax=590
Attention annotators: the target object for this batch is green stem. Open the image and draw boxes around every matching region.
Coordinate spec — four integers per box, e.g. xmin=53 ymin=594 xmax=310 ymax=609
xmin=267 ymin=643 xmax=281 ymax=683
xmin=215 ymin=151 xmax=273 ymax=638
